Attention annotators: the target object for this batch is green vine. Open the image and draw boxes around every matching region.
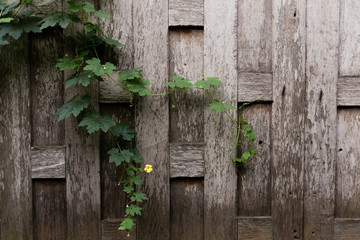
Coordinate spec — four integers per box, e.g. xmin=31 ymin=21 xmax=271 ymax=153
xmin=0 ymin=0 xmax=258 ymax=234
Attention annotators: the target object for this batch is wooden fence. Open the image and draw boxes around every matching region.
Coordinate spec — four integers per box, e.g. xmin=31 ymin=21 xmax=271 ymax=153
xmin=1 ymin=0 xmax=360 ymax=239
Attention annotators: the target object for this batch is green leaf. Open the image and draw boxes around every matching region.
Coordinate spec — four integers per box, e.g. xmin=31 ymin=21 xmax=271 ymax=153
xmin=126 ymin=204 xmax=142 ymax=216
xmin=247 ymin=131 xmax=256 ymax=142
xmin=40 ymin=12 xmax=79 ymax=30
xmin=130 ymin=192 xmax=148 ymax=203
xmin=102 ymin=36 xmax=123 ymax=47
xmin=167 ymin=76 xmax=193 ymax=88
xmin=84 ymin=58 xmax=116 ymax=76
xmin=123 ymin=185 xmax=134 ymax=194
xmin=82 ymin=2 xmax=95 ymax=12
xmin=65 ymin=71 xmax=102 ymax=89
xmin=194 ymin=77 xmax=221 ymax=88
xmin=94 ymin=10 xmax=110 ymax=20
xmin=66 ymin=1 xmax=94 ymax=13
xmin=108 ymin=148 xmax=134 ymax=166
xmin=79 ymin=111 xmax=116 ymax=134
xmin=223 ymin=103 xmax=236 ymax=110
xmin=118 ymin=67 xmax=142 ymax=81
xmin=56 ymin=56 xmax=80 ymax=70
xmin=241 ymin=151 xmax=251 ymax=160
xmin=132 ymin=148 xmax=142 ymax=164
xmin=209 ymin=101 xmax=225 ymax=113
xmin=84 ymin=22 xmax=103 ymax=34
xmin=0 ymin=15 xmax=41 ymax=44
xmin=125 ymin=78 xmax=151 ymax=96
xmin=0 ymin=2 xmax=19 ymax=16
xmin=119 ymin=217 xmax=134 ymax=231
xmin=56 ymin=95 xmax=91 ymax=121
xmin=129 ymin=175 xmax=142 ymax=185
xmin=249 ymin=148 xmax=256 ymax=155
xmin=0 ymin=17 xmax=13 ymax=23
xmin=111 ymin=123 xmax=135 ymax=141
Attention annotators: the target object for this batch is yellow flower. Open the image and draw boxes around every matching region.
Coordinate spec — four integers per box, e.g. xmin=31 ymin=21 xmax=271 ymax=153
xmin=144 ymin=164 xmax=153 ymax=173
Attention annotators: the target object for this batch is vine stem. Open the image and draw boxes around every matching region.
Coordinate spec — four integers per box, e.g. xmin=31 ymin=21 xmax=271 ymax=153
xmin=0 ymin=0 xmax=8 ymax=17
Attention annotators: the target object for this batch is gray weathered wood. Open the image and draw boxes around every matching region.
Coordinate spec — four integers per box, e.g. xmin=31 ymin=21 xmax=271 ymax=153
xmin=31 ymin=146 xmax=65 ymax=179
xmin=238 ymin=217 xmax=272 ymax=240
xmin=304 ymin=1 xmax=338 ymax=238
xmin=238 ymin=104 xmax=271 ymax=216
xmin=238 ymin=0 xmax=272 ymax=72
xmin=334 ymin=218 xmax=360 ymax=240
xmin=204 ymin=0 xmax=238 ymax=239
xmin=169 ymin=0 xmax=203 ymax=27
xmin=170 ymin=143 xmax=204 ymax=178
xmin=99 ymin=71 xmax=131 ymax=103
xmin=339 ymin=0 xmax=360 ymax=76
xmin=272 ymin=0 xmax=306 ymax=239
xmin=337 ymin=77 xmax=360 ymax=106
xmin=238 ymin=73 xmax=272 ymax=102
xmin=336 ymin=109 xmax=360 ymax=218
xmin=0 ymin=38 xmax=32 ymax=240
xmin=133 ymin=0 xmax=170 ymax=239
xmin=102 ymin=219 xmax=136 ymax=240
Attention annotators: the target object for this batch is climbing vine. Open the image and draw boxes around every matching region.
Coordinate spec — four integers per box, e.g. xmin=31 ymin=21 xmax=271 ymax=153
xmin=0 ymin=0 xmax=257 ymax=234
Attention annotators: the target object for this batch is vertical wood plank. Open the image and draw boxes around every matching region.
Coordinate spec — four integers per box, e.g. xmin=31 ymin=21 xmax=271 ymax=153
xmin=133 ymin=0 xmax=170 ymax=239
xmin=0 ymin=38 xmax=32 ymax=239
xmin=204 ymin=0 xmax=238 ymax=239
xmin=272 ymin=0 xmax=306 ymax=239
xmin=304 ymin=0 xmax=339 ymax=238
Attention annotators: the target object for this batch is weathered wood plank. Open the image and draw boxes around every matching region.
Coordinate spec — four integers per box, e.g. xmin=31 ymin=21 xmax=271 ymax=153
xmin=171 ymin=179 xmax=204 ymax=240
xmin=339 ymin=0 xmax=360 ymax=76
xmin=238 ymin=73 xmax=272 ymax=102
xmin=170 ymin=143 xmax=204 ymax=178
xmin=31 ymin=146 xmax=65 ymax=179
xmin=334 ymin=218 xmax=360 ymax=240
xmin=0 ymin=38 xmax=32 ymax=239
xmin=238 ymin=217 xmax=272 ymax=240
xmin=33 ymin=180 xmax=67 ymax=240
xmin=204 ymin=0 xmax=238 ymax=239
xmin=133 ymin=0 xmax=170 ymax=239
xmin=238 ymin=0 xmax=272 ymax=72
xmin=99 ymin=71 xmax=131 ymax=103
xmin=337 ymin=77 xmax=360 ymax=106
xmin=102 ymin=219 xmax=136 ymax=240
xmin=28 ymin=0 xmax=62 ymax=15
xmin=238 ymin=104 xmax=271 ymax=216
xmin=169 ymin=0 xmax=203 ymax=27
xmin=336 ymin=109 xmax=360 ymax=218
xmin=272 ymin=0 xmax=306 ymax=239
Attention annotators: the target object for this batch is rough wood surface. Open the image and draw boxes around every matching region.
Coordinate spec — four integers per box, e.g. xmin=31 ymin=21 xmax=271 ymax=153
xmin=0 ymin=38 xmax=32 ymax=240
xmin=102 ymin=219 xmax=136 ymax=240
xmin=334 ymin=218 xmax=360 ymax=239
xmin=204 ymin=0 xmax=238 ymax=239
xmin=28 ymin=0 xmax=62 ymax=15
xmin=272 ymin=0 xmax=306 ymax=239
xmin=336 ymin=109 xmax=360 ymax=218
xmin=238 ymin=72 xmax=272 ymax=102
xmin=238 ymin=0 xmax=272 ymax=72
xmin=31 ymin=146 xmax=65 ymax=179
xmin=169 ymin=0 xmax=204 ymax=27
xmin=33 ymin=180 xmax=67 ymax=240
xmin=171 ymin=179 xmax=204 ymax=240
xmin=337 ymin=77 xmax=360 ymax=106
xmin=238 ymin=104 xmax=271 ymax=216
xmin=238 ymin=217 xmax=272 ymax=240
xmin=133 ymin=0 xmax=170 ymax=239
xmin=304 ymin=1 xmax=339 ymax=238
xmin=170 ymin=143 xmax=204 ymax=178
xmin=339 ymin=0 xmax=360 ymax=76
xmin=99 ymin=71 xmax=131 ymax=103
xmin=169 ymin=30 xmax=204 ymax=143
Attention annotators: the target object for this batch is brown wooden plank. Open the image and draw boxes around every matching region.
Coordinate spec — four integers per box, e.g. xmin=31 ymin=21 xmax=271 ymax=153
xmin=133 ymin=0 xmax=170 ymax=239
xmin=169 ymin=0 xmax=204 ymax=27
xmin=102 ymin=219 xmax=136 ymax=240
xmin=238 ymin=72 xmax=272 ymax=102
xmin=170 ymin=143 xmax=204 ymax=178
xmin=304 ymin=1 xmax=339 ymax=238
xmin=171 ymin=179 xmax=204 ymax=240
xmin=339 ymin=0 xmax=360 ymax=76
xmin=334 ymin=218 xmax=360 ymax=240
xmin=28 ymin=0 xmax=62 ymax=15
xmin=0 ymin=37 xmax=32 ymax=239
xmin=99 ymin=72 xmax=131 ymax=103
xmin=238 ymin=217 xmax=272 ymax=240
xmin=238 ymin=0 xmax=272 ymax=72
xmin=337 ymin=77 xmax=360 ymax=106
xmin=33 ymin=180 xmax=67 ymax=240
xmin=238 ymin=104 xmax=271 ymax=216
xmin=336 ymin=109 xmax=360 ymax=218
xmin=272 ymin=0 xmax=306 ymax=239
xmin=204 ymin=0 xmax=238 ymax=239
xmin=31 ymin=146 xmax=65 ymax=179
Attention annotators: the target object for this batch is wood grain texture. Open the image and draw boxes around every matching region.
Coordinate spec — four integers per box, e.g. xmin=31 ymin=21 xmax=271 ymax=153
xmin=0 ymin=38 xmax=33 ymax=240
xmin=336 ymin=109 xmax=360 ymax=218
xmin=102 ymin=219 xmax=136 ymax=240
xmin=133 ymin=0 xmax=170 ymax=239
xmin=169 ymin=0 xmax=204 ymax=27
xmin=204 ymin=0 xmax=238 ymax=239
xmin=238 ymin=0 xmax=272 ymax=72
xmin=272 ymin=0 xmax=306 ymax=239
xmin=99 ymin=71 xmax=131 ymax=103
xmin=339 ymin=0 xmax=360 ymax=76
xmin=238 ymin=217 xmax=272 ymax=240
xmin=238 ymin=72 xmax=272 ymax=102
xmin=169 ymin=30 xmax=204 ymax=143
xmin=98 ymin=0 xmax=133 ymax=69
xmin=28 ymin=0 xmax=62 ymax=16
xmin=337 ymin=77 xmax=360 ymax=106
xmin=304 ymin=1 xmax=339 ymax=238
xmin=170 ymin=143 xmax=204 ymax=178
xmin=238 ymin=104 xmax=271 ymax=216
xmin=31 ymin=146 xmax=65 ymax=179
xmin=171 ymin=179 xmax=204 ymax=240
xmin=334 ymin=218 xmax=360 ymax=240
xmin=33 ymin=180 xmax=67 ymax=240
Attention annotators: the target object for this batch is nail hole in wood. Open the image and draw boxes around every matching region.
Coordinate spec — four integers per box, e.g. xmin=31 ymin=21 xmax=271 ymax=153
xmin=339 ymin=148 xmax=343 ymax=152
xmin=258 ymin=140 xmax=263 ymax=145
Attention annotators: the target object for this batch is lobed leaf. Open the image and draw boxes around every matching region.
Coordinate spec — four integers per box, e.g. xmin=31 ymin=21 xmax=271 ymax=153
xmin=56 ymin=95 xmax=91 ymax=122
xmin=108 ymin=148 xmax=134 ymax=166
xmin=119 ymin=217 xmax=134 ymax=231
xmin=84 ymin=58 xmax=116 ymax=76
xmin=111 ymin=123 xmax=135 ymax=141
xmin=126 ymin=204 xmax=142 ymax=216
xmin=79 ymin=111 xmax=116 ymax=134
xmin=65 ymin=71 xmax=102 ymax=89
